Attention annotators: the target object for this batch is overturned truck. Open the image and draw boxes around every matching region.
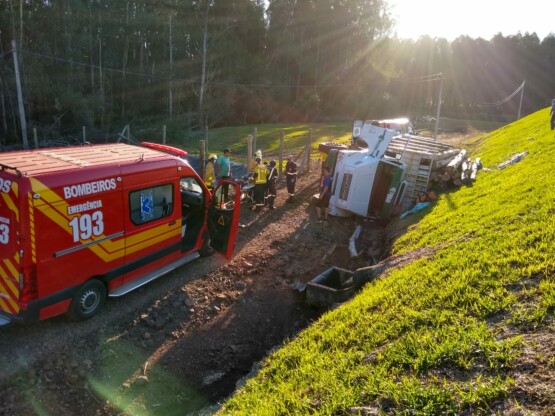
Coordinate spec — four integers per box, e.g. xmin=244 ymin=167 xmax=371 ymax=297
xmin=325 ymin=120 xmax=457 ymax=220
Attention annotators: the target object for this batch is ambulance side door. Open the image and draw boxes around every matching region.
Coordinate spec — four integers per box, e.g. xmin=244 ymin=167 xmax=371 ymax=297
xmin=207 ymin=180 xmax=241 ymax=259
xmin=121 ymin=165 xmax=181 ymax=285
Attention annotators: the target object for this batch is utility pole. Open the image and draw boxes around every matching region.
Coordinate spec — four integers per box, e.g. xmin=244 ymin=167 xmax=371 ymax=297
xmin=12 ymin=40 xmax=29 ymax=149
xmin=433 ymin=73 xmax=443 ymax=141
xmin=168 ymin=14 xmax=173 ymax=121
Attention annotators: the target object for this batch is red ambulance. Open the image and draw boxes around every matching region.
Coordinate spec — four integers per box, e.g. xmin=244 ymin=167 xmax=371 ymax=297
xmin=0 ymin=142 xmax=241 ymax=325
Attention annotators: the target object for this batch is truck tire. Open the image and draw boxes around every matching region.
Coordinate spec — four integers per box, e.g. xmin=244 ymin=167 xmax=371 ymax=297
xmin=68 ymin=279 xmax=107 ymax=321
xmin=318 ymin=142 xmax=347 ymax=154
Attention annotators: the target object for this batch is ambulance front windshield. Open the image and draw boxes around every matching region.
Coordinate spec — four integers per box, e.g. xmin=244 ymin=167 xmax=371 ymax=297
xmin=180 ymin=178 xmax=203 ymax=194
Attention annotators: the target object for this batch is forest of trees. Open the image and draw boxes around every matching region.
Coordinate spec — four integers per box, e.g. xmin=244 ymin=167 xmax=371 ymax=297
xmin=0 ymin=0 xmax=554 ymax=145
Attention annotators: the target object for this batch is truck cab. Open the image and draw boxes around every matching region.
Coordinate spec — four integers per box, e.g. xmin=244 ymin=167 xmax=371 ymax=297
xmin=352 ymin=117 xmax=414 ymax=148
xmin=329 ymin=122 xmax=407 ymax=219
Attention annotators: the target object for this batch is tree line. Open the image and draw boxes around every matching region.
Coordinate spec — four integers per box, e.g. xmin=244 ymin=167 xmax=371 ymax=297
xmin=0 ymin=0 xmax=554 ymax=145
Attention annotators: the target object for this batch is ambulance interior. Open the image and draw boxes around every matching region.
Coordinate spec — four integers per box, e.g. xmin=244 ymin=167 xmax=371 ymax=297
xmin=180 ymin=177 xmax=207 ymax=251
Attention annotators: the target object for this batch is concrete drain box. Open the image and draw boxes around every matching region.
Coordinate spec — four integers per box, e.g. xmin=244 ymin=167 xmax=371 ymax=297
xmin=306 ymin=267 xmax=355 ymax=308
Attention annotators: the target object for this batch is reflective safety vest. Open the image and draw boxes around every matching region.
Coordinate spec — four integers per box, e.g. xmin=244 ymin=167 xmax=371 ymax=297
xmin=254 ymin=164 xmax=267 ymax=184
xmin=204 ymin=161 xmax=215 ymax=187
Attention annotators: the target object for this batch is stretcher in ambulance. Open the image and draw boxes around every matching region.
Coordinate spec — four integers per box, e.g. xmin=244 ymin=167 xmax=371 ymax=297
xmin=0 ymin=142 xmax=240 ymax=325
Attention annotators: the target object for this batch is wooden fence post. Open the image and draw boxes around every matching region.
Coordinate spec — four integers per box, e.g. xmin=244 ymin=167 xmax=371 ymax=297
xmin=307 ymin=128 xmax=313 ymax=173
xmin=33 ymin=128 xmax=38 ymax=149
xmin=279 ymin=131 xmax=285 ymax=176
xmin=247 ymin=134 xmax=253 ymax=172
xmin=82 ymin=126 xmax=86 ymax=143
xmin=162 ymin=125 xmax=167 ymax=144
xmin=200 ymin=140 xmax=206 ymax=180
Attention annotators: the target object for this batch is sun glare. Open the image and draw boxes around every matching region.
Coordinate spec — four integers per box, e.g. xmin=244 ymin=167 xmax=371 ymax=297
xmin=389 ymin=0 xmax=552 ymax=41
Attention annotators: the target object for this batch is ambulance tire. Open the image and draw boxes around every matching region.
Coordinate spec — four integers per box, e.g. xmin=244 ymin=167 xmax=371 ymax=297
xmin=68 ymin=279 xmax=107 ymax=321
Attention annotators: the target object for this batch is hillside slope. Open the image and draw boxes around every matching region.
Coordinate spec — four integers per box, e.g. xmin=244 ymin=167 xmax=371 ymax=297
xmin=220 ymin=109 xmax=555 ymax=415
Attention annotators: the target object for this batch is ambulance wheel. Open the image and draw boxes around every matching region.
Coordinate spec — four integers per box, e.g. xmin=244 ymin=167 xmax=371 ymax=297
xmin=68 ymin=279 xmax=107 ymax=321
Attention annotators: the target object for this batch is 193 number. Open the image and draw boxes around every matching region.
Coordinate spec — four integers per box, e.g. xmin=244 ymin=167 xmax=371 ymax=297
xmin=0 ymin=224 xmax=9 ymax=245
xmin=69 ymin=211 xmax=104 ymax=243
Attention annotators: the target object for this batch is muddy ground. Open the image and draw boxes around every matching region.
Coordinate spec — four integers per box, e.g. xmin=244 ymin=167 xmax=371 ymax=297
xmin=1 ymin=135 xmax=553 ymax=415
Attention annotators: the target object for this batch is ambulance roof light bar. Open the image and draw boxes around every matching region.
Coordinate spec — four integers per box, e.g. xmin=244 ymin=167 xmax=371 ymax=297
xmin=140 ymin=142 xmax=188 ymax=157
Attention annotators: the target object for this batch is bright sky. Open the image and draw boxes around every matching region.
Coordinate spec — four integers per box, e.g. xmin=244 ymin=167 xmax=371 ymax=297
xmin=389 ymin=0 xmax=554 ymax=41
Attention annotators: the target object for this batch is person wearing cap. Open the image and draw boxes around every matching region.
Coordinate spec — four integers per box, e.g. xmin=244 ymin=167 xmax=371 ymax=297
xmin=285 ymin=154 xmax=297 ymax=202
xmin=266 ymin=159 xmax=278 ymax=210
xmin=204 ymin=154 xmax=217 ymax=190
xmin=217 ymin=148 xmax=232 ymax=200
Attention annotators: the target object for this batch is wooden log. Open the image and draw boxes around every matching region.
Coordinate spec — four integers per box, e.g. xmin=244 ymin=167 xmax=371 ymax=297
xmin=432 ymin=150 xmax=461 ymax=170
xmin=441 ymin=171 xmax=451 ymax=182
xmin=470 ymin=159 xmax=479 ymax=181
xmin=446 ymin=149 xmax=467 ymax=175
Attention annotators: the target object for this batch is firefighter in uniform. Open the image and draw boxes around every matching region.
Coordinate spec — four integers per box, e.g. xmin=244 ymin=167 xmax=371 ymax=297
xmin=285 ymin=154 xmax=297 ymax=202
xmin=253 ymin=159 xmax=267 ymax=212
xmin=249 ymin=154 xmax=262 ymax=177
xmin=204 ymin=154 xmax=217 ymax=190
xmin=266 ymin=159 xmax=278 ymax=210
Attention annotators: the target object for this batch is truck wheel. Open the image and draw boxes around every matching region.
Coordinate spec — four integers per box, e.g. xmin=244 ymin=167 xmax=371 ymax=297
xmin=318 ymin=142 xmax=348 ymax=154
xmin=68 ymin=279 xmax=107 ymax=321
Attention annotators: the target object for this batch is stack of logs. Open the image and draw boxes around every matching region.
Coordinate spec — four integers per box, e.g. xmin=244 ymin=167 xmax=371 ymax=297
xmin=430 ymin=149 xmax=482 ymax=189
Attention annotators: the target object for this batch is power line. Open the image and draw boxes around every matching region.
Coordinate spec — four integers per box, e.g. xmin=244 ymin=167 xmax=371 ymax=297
xmin=406 ymin=73 xmax=443 ymax=83
xmin=462 ymin=81 xmax=525 ymax=107
xmin=16 ymin=48 xmax=320 ymax=88
xmin=14 ymin=47 xmax=442 ymax=90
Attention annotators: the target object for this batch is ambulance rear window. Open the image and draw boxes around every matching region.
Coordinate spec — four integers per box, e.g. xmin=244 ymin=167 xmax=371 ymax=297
xmin=129 ymin=183 xmax=174 ymax=225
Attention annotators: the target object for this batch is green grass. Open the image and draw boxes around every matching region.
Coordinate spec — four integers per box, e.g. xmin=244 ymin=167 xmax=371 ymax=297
xmin=164 ymin=123 xmax=352 ymax=163
xmin=218 ymin=108 xmax=555 ymax=415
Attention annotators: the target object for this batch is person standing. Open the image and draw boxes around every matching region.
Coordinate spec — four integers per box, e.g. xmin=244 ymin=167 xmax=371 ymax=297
xmin=285 ymin=155 xmax=297 ymax=202
xmin=550 ymin=99 xmax=555 ymax=130
xmin=316 ymin=166 xmax=332 ymax=224
xmin=248 ymin=151 xmax=262 ymax=178
xmin=204 ymin=154 xmax=217 ymax=190
xmin=266 ymin=160 xmax=278 ymax=210
xmin=253 ymin=159 xmax=267 ymax=212
xmin=217 ymin=148 xmax=232 ymax=200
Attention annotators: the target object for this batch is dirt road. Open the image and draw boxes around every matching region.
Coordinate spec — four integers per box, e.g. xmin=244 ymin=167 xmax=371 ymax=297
xmin=0 ymin=167 xmax=383 ymax=415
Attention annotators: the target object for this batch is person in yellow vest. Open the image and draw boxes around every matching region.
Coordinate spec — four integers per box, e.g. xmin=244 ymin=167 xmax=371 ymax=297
xmin=253 ymin=159 xmax=267 ymax=212
xmin=204 ymin=154 xmax=217 ymax=190
xmin=248 ymin=151 xmax=262 ymax=177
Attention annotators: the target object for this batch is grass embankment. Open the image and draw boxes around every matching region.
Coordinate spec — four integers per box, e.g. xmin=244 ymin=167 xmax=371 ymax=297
xmin=219 ymin=109 xmax=555 ymax=414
